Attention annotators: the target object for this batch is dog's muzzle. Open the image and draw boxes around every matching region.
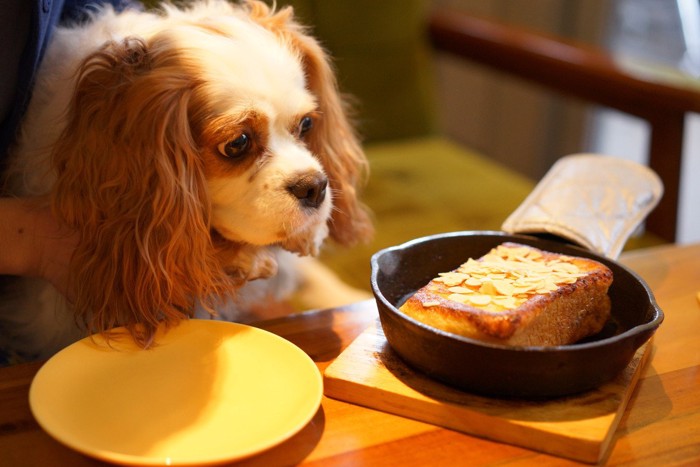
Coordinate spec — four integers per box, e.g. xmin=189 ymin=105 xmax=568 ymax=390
xmin=287 ymin=172 xmax=328 ymax=209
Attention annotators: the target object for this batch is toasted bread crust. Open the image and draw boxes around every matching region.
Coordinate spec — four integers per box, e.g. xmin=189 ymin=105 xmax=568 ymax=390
xmin=399 ymin=243 xmax=613 ymax=346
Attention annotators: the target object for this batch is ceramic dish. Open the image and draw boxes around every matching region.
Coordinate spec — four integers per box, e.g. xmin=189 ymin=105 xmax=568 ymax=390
xmin=371 ymin=231 xmax=664 ymax=398
xmin=29 ymin=320 xmax=322 ymax=465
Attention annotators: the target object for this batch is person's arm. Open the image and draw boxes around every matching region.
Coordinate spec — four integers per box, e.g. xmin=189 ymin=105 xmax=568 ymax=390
xmin=0 ymin=196 xmax=77 ymax=297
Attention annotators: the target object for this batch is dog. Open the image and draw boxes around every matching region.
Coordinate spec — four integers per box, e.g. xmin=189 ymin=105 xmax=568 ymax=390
xmin=1 ymin=0 xmax=372 ymax=360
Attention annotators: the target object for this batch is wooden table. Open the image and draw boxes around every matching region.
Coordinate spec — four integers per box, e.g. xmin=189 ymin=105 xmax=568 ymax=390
xmin=1 ymin=242 xmax=698 ymax=466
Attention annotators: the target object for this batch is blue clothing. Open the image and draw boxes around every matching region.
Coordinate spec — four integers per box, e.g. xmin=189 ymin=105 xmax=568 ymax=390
xmin=0 ymin=0 xmax=136 ymax=165
xmin=0 ymin=0 xmax=137 ymax=366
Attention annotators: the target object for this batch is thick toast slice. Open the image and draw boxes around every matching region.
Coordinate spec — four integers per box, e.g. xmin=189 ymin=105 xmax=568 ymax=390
xmin=399 ymin=243 xmax=613 ymax=346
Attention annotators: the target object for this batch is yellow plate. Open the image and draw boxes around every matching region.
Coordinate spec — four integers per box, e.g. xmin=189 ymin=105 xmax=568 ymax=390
xmin=29 ymin=320 xmax=322 ymax=465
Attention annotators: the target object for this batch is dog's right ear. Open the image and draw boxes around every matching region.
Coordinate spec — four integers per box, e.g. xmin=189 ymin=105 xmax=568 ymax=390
xmin=51 ymin=37 xmax=236 ymax=346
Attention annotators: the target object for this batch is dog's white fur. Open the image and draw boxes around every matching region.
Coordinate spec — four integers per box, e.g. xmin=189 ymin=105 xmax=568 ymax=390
xmin=1 ymin=0 xmax=372 ymax=360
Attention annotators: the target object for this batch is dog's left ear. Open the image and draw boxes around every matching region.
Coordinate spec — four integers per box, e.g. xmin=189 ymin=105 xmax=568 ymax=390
xmin=300 ymin=36 xmax=375 ymax=246
xmin=246 ymin=1 xmax=374 ymax=246
xmin=50 ymin=36 xmax=236 ymax=346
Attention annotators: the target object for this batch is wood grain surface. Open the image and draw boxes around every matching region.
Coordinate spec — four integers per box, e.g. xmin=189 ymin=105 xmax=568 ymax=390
xmin=324 ymin=322 xmax=650 ymax=464
xmin=0 ymin=243 xmax=699 ymax=466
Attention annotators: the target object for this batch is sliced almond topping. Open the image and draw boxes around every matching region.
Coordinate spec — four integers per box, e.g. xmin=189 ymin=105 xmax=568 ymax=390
xmin=479 ymin=281 xmax=498 ymax=295
xmin=493 ymin=279 xmax=515 ymax=296
xmin=447 ymin=294 xmax=470 ymax=304
xmin=439 ymin=272 xmax=469 ymax=287
xmin=448 ymin=286 xmax=473 ymax=294
xmin=467 ymin=294 xmax=491 ymax=306
xmin=435 ymin=243 xmax=586 ymax=310
xmin=465 ymin=277 xmax=482 ymax=287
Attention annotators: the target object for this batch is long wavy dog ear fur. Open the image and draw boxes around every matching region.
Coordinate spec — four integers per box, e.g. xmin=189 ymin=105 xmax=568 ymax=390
xmin=51 ymin=37 xmax=235 ymax=347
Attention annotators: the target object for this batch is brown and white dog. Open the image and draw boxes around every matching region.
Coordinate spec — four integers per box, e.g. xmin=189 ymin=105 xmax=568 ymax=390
xmin=1 ymin=0 xmax=372 ymax=360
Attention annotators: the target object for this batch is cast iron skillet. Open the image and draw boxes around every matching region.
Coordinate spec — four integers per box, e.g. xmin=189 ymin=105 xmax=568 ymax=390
xmin=370 ymin=231 xmax=664 ymax=398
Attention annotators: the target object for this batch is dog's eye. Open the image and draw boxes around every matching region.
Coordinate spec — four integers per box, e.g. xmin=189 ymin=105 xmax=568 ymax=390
xmin=218 ymin=133 xmax=250 ymax=159
xmin=298 ymin=115 xmax=313 ymax=138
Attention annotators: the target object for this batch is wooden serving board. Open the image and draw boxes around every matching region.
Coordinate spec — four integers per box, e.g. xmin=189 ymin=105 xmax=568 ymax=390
xmin=323 ymin=321 xmax=650 ymax=464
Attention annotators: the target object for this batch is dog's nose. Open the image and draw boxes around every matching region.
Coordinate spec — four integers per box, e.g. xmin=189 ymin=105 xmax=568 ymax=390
xmin=287 ymin=173 xmax=328 ymax=209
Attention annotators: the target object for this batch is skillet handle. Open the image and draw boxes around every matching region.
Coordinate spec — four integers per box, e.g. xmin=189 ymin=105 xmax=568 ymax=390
xmin=501 ymin=154 xmax=663 ymax=259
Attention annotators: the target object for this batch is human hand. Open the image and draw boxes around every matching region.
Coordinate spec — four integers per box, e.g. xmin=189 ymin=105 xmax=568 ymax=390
xmin=0 ymin=197 xmax=79 ymax=299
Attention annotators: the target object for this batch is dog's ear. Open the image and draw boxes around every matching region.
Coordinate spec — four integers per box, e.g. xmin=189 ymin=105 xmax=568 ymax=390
xmin=51 ymin=37 xmax=235 ymax=346
xmin=300 ymin=36 xmax=375 ymax=246
xmin=246 ymin=1 xmax=374 ymax=246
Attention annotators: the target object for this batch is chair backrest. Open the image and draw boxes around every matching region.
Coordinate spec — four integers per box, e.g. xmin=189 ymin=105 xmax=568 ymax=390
xmin=280 ymin=0 xmax=437 ymax=142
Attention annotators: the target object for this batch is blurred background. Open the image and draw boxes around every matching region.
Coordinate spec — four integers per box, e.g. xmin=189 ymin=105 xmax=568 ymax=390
xmin=141 ymin=0 xmax=699 ymax=245
xmin=137 ymin=0 xmax=700 ymax=293
xmin=433 ymin=0 xmax=699 ymax=244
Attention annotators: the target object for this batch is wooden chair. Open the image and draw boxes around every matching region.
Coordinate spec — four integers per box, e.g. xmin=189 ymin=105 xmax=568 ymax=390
xmin=429 ymin=7 xmax=700 ymax=242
